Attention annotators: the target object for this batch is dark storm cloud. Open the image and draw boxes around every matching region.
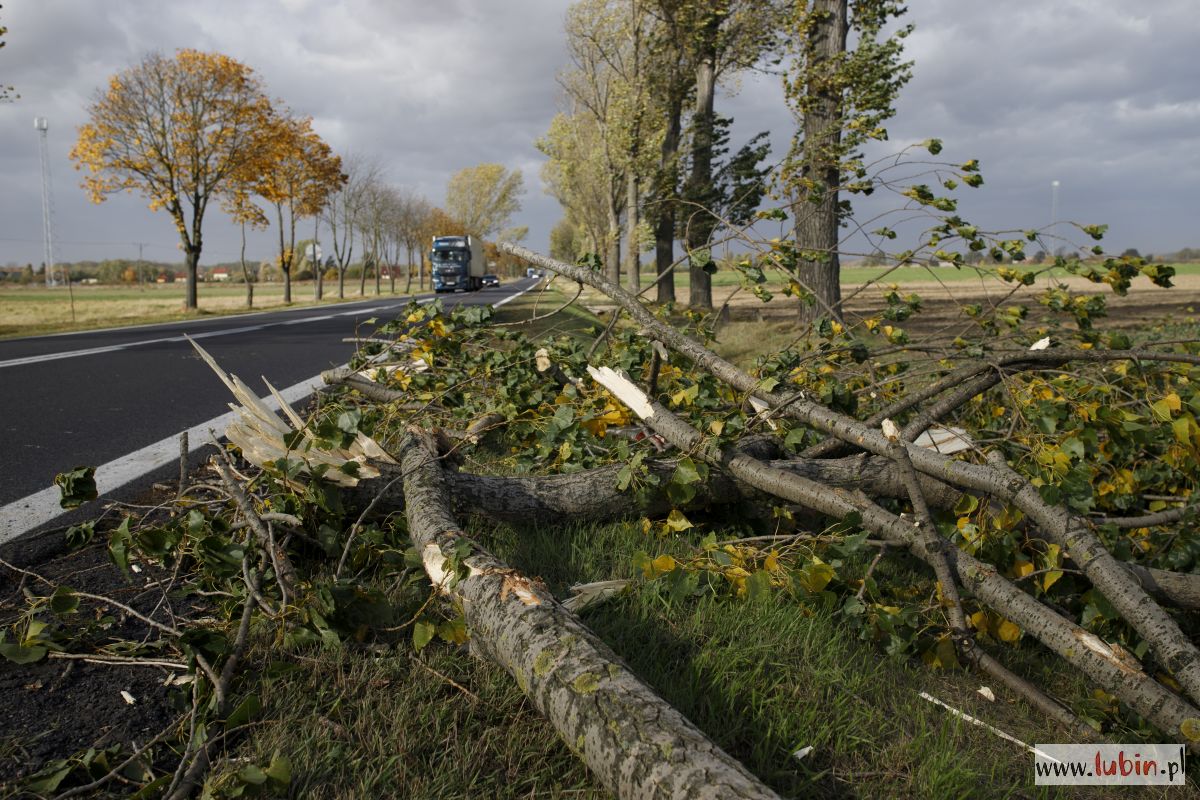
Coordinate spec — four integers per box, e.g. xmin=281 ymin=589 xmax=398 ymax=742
xmin=1 ymin=0 xmax=1198 ymax=268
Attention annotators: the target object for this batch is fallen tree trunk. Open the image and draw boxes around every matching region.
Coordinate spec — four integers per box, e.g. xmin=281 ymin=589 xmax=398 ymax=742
xmin=355 ymin=451 xmax=963 ymax=526
xmin=398 ymin=431 xmax=779 ymax=799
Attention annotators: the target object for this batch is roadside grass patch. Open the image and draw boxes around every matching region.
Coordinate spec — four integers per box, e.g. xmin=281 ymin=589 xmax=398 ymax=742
xmin=232 ymin=516 xmax=1173 ymax=798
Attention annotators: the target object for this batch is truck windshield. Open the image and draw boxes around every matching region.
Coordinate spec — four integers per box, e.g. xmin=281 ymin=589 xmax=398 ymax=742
xmin=432 ymin=250 xmax=467 ymax=264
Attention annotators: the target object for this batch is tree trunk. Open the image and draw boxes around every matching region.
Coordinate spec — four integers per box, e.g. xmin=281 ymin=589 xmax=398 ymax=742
xmin=653 ymin=93 xmax=684 ymax=305
xmin=398 ymin=433 xmax=780 ymax=799
xmin=239 ymin=221 xmax=253 ymax=309
xmin=626 ymin=172 xmax=641 ymax=292
xmin=338 ymin=269 xmax=346 ymax=299
xmin=184 ymin=247 xmax=199 ymax=310
xmin=686 ymin=42 xmax=718 ymax=311
xmin=606 ymin=198 xmax=622 ymax=288
xmin=794 ymin=0 xmax=847 ymax=326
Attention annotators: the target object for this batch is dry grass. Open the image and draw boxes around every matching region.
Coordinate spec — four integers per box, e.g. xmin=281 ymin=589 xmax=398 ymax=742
xmin=0 ymin=281 xmax=427 ymax=339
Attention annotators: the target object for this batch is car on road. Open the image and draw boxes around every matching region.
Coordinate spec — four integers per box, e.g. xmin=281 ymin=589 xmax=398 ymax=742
xmin=481 ymin=274 xmax=500 ymax=288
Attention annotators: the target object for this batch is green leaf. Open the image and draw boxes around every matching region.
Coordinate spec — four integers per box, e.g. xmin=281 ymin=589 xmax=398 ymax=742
xmin=25 ymin=763 xmax=73 ymax=794
xmin=672 ymin=457 xmax=703 ymax=486
xmin=413 ymin=621 xmax=436 ymax=651
xmin=55 ymin=466 xmax=97 ymax=509
xmin=65 ymin=521 xmax=95 ymax=549
xmin=226 ymin=693 xmax=262 ymax=729
xmin=108 ymin=518 xmax=133 ymax=576
xmin=238 ymin=764 xmax=269 ymax=786
xmin=0 ymin=642 xmax=48 ymax=664
xmin=49 ymin=585 xmax=79 ymax=615
xmin=265 ymin=753 xmax=292 ymax=785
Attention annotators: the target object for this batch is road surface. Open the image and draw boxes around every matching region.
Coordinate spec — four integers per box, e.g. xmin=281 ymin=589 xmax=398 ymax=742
xmin=0 ymin=281 xmax=535 ymax=542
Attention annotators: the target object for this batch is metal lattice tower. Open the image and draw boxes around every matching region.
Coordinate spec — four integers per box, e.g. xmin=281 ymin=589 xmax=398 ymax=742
xmin=34 ymin=117 xmax=57 ymax=287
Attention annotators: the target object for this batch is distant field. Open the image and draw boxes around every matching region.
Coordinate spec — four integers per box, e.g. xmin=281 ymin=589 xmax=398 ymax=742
xmin=648 ymin=261 xmax=1200 ymax=290
xmin=0 ymin=280 xmax=429 ymax=339
xmin=5 ymin=261 xmax=1196 ymax=339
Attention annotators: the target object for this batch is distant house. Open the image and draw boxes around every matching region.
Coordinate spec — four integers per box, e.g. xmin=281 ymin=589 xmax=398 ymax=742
xmin=210 ymin=267 xmax=230 ymax=282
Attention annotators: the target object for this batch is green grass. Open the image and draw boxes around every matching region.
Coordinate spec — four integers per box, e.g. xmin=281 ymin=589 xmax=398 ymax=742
xmin=227 ymin=518 xmax=1186 ymax=798
xmin=490 ymin=283 xmax=604 ymax=341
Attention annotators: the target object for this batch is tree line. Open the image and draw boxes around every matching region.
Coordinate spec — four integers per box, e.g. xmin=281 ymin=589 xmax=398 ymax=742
xmin=69 ymin=51 xmax=526 ymax=310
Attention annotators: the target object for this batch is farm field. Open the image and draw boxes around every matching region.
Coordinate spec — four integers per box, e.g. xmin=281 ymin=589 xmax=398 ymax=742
xmin=0 ymin=279 xmax=433 ymax=339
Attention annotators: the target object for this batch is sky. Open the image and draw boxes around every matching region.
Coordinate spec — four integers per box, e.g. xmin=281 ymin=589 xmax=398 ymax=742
xmin=1 ymin=0 xmax=1198 ymax=270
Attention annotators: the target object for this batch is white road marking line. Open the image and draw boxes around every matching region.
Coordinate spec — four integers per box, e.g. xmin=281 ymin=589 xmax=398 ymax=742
xmin=491 ymin=281 xmax=538 ymax=309
xmin=0 ymin=372 xmax=326 ymax=545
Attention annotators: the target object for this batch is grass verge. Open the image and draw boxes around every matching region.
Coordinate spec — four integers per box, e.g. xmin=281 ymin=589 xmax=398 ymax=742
xmin=226 ymin=517 xmax=1181 ymax=799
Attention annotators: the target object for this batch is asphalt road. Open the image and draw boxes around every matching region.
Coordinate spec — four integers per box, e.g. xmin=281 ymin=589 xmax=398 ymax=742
xmin=0 ymin=280 xmax=534 ymax=539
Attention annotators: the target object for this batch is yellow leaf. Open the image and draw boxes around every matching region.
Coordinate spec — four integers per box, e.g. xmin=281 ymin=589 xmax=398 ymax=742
xmin=709 ymin=419 xmax=725 ymax=435
xmin=651 ymin=554 xmax=676 ymax=575
xmin=1012 ymin=560 xmax=1034 ymax=579
xmin=797 ymin=557 xmax=834 ymax=594
xmin=969 ymin=610 xmax=989 ymax=631
xmin=1166 ymin=392 xmax=1182 ymax=412
xmin=996 ymin=620 xmax=1021 ymax=642
xmin=764 ymin=551 xmax=780 ymax=572
xmin=1042 ymin=570 xmax=1063 ymax=592
xmin=665 ymin=509 xmax=693 ymax=532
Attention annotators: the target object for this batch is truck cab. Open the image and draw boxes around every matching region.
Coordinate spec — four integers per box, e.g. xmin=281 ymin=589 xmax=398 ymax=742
xmin=430 ymin=235 xmax=484 ymax=292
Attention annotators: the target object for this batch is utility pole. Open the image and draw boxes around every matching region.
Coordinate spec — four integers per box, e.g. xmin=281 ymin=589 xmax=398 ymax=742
xmin=34 ymin=117 xmax=56 ymax=288
xmin=35 ymin=116 xmax=74 ymax=321
xmin=137 ymin=242 xmax=146 ymax=290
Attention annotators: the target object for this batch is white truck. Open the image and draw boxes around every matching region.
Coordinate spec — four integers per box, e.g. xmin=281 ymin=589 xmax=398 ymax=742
xmin=430 ymin=235 xmax=485 ymax=293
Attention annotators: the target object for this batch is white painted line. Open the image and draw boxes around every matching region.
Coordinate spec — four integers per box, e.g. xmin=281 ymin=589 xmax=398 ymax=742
xmin=491 ymin=280 xmax=538 ymax=309
xmin=0 ymin=372 xmax=326 ymax=545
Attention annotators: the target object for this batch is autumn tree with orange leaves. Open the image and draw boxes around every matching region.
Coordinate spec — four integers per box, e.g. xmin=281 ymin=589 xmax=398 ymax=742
xmin=245 ymin=112 xmax=345 ymax=304
xmin=70 ymin=50 xmax=274 ymax=309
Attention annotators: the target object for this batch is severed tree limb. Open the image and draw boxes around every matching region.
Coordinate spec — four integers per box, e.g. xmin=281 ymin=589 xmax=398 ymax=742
xmin=883 ymin=420 xmax=1093 ymax=738
xmin=322 ymin=367 xmax=433 ymax=410
xmin=496 ymin=245 xmax=1200 ymax=711
xmin=398 ymin=430 xmax=780 ymax=799
xmin=586 ymin=366 xmax=1200 ymax=750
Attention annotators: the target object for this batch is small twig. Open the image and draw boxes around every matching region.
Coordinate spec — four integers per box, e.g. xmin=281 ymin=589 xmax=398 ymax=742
xmin=0 ymin=556 xmax=179 ymax=638
xmin=336 ymin=472 xmax=405 ymax=579
xmin=177 ymin=431 xmax=189 ymax=501
xmin=586 ymin=306 xmax=624 ymax=359
xmin=51 ymin=711 xmax=189 ymax=800
xmin=856 ymin=546 xmax=887 ymax=601
xmin=409 ymin=654 xmax=488 ymax=706
xmin=46 ymin=652 xmax=188 ymax=670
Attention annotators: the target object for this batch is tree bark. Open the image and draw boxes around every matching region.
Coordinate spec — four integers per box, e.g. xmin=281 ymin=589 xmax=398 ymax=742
xmin=398 ymin=432 xmax=780 ymax=799
xmin=652 ymin=88 xmax=684 ymax=305
xmin=686 ymin=29 xmax=718 ymax=311
xmin=793 ymin=0 xmax=847 ymax=325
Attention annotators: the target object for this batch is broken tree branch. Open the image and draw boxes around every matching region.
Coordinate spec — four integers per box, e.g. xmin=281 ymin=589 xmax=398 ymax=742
xmin=398 ymin=430 xmax=779 ymax=799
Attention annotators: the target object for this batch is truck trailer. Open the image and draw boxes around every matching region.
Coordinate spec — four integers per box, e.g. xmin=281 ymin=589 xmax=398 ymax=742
xmin=430 ymin=235 xmax=485 ymax=293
